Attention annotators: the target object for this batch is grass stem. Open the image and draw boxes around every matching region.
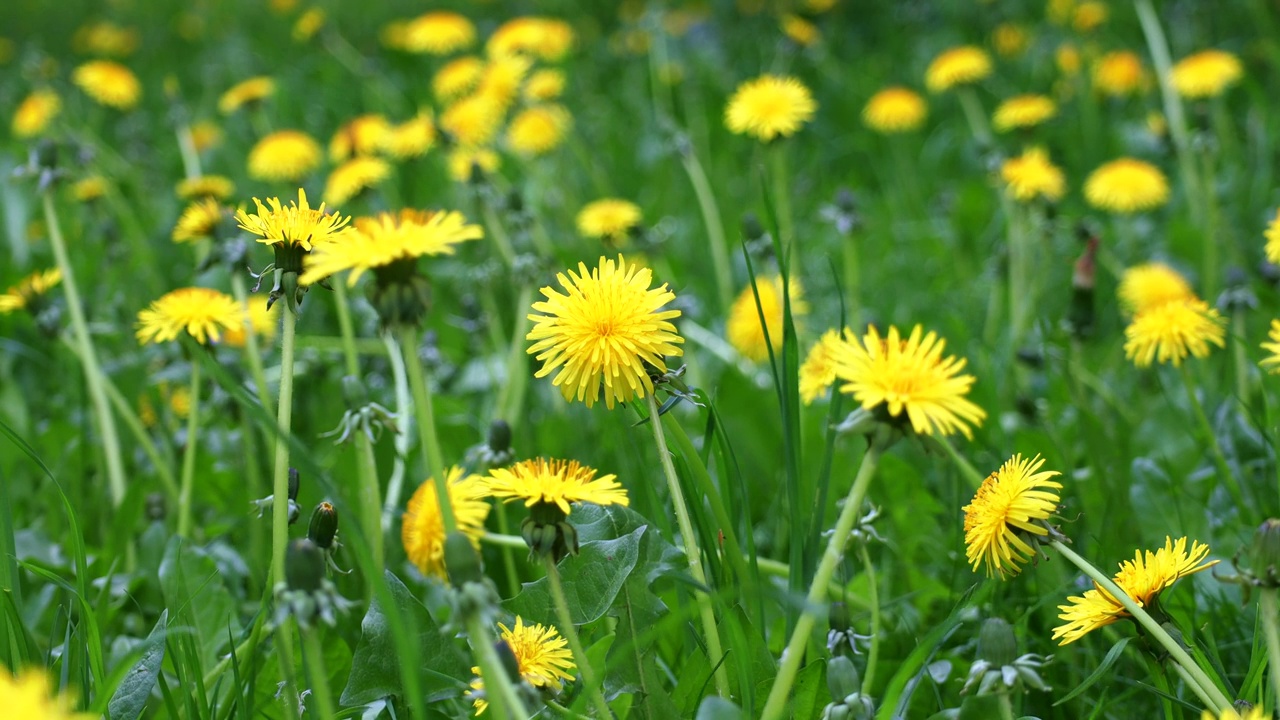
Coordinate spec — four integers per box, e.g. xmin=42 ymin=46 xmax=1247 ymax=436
xmin=1261 ymin=589 xmax=1280 ymax=707
xmin=176 ymin=358 xmax=202 ymax=538
xmin=300 ymin=628 xmax=336 ymax=720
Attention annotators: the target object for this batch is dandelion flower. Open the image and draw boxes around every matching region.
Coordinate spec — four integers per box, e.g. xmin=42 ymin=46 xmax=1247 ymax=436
xmin=1264 ymin=209 xmax=1280 ymax=265
xmin=862 ymin=87 xmax=927 ymax=134
xmin=323 ymin=156 xmax=391 ymax=206
xmin=224 ymin=295 xmax=279 ymax=348
xmin=469 ymin=617 xmax=576 ymax=715
xmin=1084 ymin=158 xmax=1169 ymax=214
xmin=1124 ymin=297 xmax=1226 ymax=367
xmin=1200 ymin=709 xmax=1268 ymax=720
xmin=190 ymin=120 xmax=222 ymax=152
xmin=72 ymin=176 xmax=108 ymax=203
xmin=485 ymin=458 xmax=628 ymax=514
xmin=381 ymin=113 xmax=435 ymax=160
xmin=527 ymin=255 xmax=684 ymax=409
xmin=524 ymin=68 xmax=566 ymax=102
xmin=831 ymin=324 xmax=987 ymax=439
xmin=72 ymin=60 xmax=141 ymax=109
xmin=300 ymin=209 xmax=482 ymax=286
xmin=447 ymin=147 xmax=500 ymax=182
xmin=1093 ymin=51 xmax=1145 ymax=97
xmin=476 ymin=55 xmax=532 ymax=110
xmin=576 ymin=199 xmax=642 ymax=245
xmin=172 ymin=198 xmax=224 ymax=242
xmin=963 ymin=454 xmax=1062 ymax=579
xmin=247 ymin=130 xmax=322 ymax=182
xmin=177 ymin=175 xmax=235 ymax=201
xmin=725 ymin=74 xmax=817 ymax=142
xmin=0 ymin=667 xmax=95 ymax=720
xmin=799 ymin=328 xmax=849 ymax=404
xmin=440 ymin=94 xmax=504 ymax=148
xmin=1072 ymin=1 xmax=1109 ymax=32
xmin=1001 ymin=147 xmax=1066 ymax=203
xmin=0 ymin=268 xmax=61 ymax=315
xmin=329 ymin=114 xmax=391 ymax=162
xmin=72 ymin=21 xmax=139 ymax=57
xmin=726 ymin=275 xmax=809 ymax=363
xmin=136 ymin=287 xmax=243 ymax=345
xmin=992 ymin=94 xmax=1056 ymax=132
xmin=401 ymin=11 xmax=475 ymax=55
xmin=235 ymin=188 xmax=350 ymax=252
xmin=433 ymin=56 xmax=484 ymax=102
xmin=218 ymin=76 xmax=274 ymax=114
xmin=925 ymin=46 xmax=992 ymax=92
xmin=781 ymin=14 xmax=819 ymax=47
xmin=402 ymin=466 xmax=491 ymax=581
xmin=1259 ymin=320 xmax=1280 ymax=375
xmin=487 ymin=17 xmax=574 ymax=61
xmin=12 ymin=89 xmax=60 ymax=138
xmin=507 ymin=104 xmax=572 ymax=156
xmin=293 ymin=8 xmax=325 ymax=42
xmin=1117 ymin=263 xmax=1193 ymax=315
xmin=1170 ymin=50 xmax=1243 ymax=99
xmin=992 ymin=23 xmax=1030 ymax=57
xmin=1056 ymin=43 xmax=1082 ymax=76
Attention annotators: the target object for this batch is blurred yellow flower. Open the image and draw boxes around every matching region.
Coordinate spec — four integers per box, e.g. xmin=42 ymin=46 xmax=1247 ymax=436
xmin=224 ymin=295 xmax=279 ymax=348
xmin=172 ymin=198 xmax=224 ymax=242
xmin=176 ymin=175 xmax=235 ymax=201
xmin=329 ymin=114 xmax=391 ymax=161
xmin=447 ymin=147 xmax=500 ymax=182
xmin=136 ymin=287 xmax=243 ymax=345
xmin=1084 ymin=158 xmax=1169 ymax=214
xmin=293 ymin=8 xmax=325 ymax=42
xmin=1072 ymin=1 xmax=1108 ymax=32
xmin=781 ymin=14 xmax=819 ymax=47
xmin=862 ymin=86 xmax=927 ymax=133
xmin=577 ymin=198 xmax=642 ymax=245
xmin=440 ymin=94 xmax=504 ymax=147
xmin=1200 ymin=708 xmax=1268 ymax=720
xmin=523 ymin=68 xmax=566 ymax=102
xmin=218 ymin=76 xmax=274 ymax=114
xmin=925 ymin=46 xmax=992 ymax=92
xmin=487 ymin=17 xmax=574 ymax=61
xmin=190 ymin=120 xmax=223 ymax=152
xmin=323 ymin=156 xmax=391 ymax=206
xmin=12 ymin=89 xmax=60 ymax=138
xmin=963 ymin=454 xmax=1062 ymax=578
xmin=0 ymin=666 xmax=95 ymax=720
xmin=72 ymin=21 xmax=139 ymax=57
xmin=799 ymin=328 xmax=848 ymax=404
xmin=381 ymin=113 xmax=436 ymax=160
xmin=0 ymin=268 xmax=61 ymax=315
xmin=727 ymin=275 xmax=808 ymax=362
xmin=73 ymin=60 xmax=141 ymax=109
xmin=400 ymin=11 xmax=475 ymax=55
xmin=1117 ymin=263 xmax=1193 ymax=315
xmin=1265 ymin=209 xmax=1280 ymax=264
xmin=433 ymin=56 xmax=484 ymax=101
xmin=507 ymin=104 xmax=572 ymax=156
xmin=1000 ymin=147 xmax=1065 ymax=203
xmin=725 ymin=74 xmax=817 ymax=141
xmin=476 ymin=54 xmax=532 ymax=109
xmin=1056 ymin=43 xmax=1082 ymax=76
xmin=1093 ymin=51 xmax=1145 ymax=96
xmin=248 ymin=130 xmax=322 ymax=182
xmin=1124 ymin=297 xmax=1225 ymax=367
xmin=402 ymin=466 xmax=491 ymax=581
xmin=992 ymin=23 xmax=1030 ymax=57
xmin=992 ymin=94 xmax=1056 ymax=132
xmin=1170 ymin=50 xmax=1243 ymax=98
xmin=72 ymin=176 xmax=108 ymax=203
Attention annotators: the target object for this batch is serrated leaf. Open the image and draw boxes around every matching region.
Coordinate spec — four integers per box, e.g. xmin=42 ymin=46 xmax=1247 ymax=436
xmin=107 ymin=610 xmax=167 ymax=720
xmin=504 ymin=525 xmax=644 ymax=625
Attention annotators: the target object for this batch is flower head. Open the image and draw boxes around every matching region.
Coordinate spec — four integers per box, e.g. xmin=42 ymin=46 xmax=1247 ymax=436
xmin=300 ymin=208 xmax=482 ymax=286
xmin=322 ymin=156 xmax=392 ymax=206
xmin=0 ymin=268 xmax=61 ymax=315
xmin=1084 ymin=158 xmax=1169 ymax=214
xmin=293 ymin=8 xmax=325 ymax=41
xmin=1117 ymin=262 xmax=1193 ymax=315
xmin=781 ymin=14 xmax=819 ymax=46
xmin=1056 ymin=43 xmax=1082 ymax=76
xmin=1170 ymin=50 xmax=1243 ymax=99
xmin=476 ymin=54 xmax=532 ymax=109
xmin=440 ymin=94 xmax=504 ymax=147
xmin=992 ymin=23 xmax=1030 ymax=57
xmin=925 ymin=46 xmax=992 ymax=92
xmin=1259 ymin=320 xmax=1280 ymax=375
xmin=136 ymin=287 xmax=243 ymax=345
xmin=72 ymin=176 xmax=108 ymax=203
xmin=576 ymin=199 xmax=642 ymax=245
xmin=190 ymin=120 xmax=222 ymax=152
xmin=218 ymin=76 xmax=274 ymax=114
xmin=433 ymin=56 xmax=484 ymax=101
xmin=469 ymin=617 xmax=576 ymax=715
xmin=381 ymin=113 xmax=435 ymax=160
xmin=862 ymin=87 xmax=927 ymax=133
xmin=172 ymin=198 xmax=225 ymax=242
xmin=727 ymin=275 xmax=809 ymax=363
xmin=1124 ymin=297 xmax=1226 ymax=367
xmin=725 ymin=74 xmax=817 ymax=142
xmin=72 ymin=21 xmax=139 ymax=57
xmin=1264 ymin=209 xmax=1280 ymax=265
xmin=527 ymin=255 xmax=684 ymax=409
xmin=0 ymin=667 xmax=95 ymax=720
xmin=177 ymin=175 xmax=235 ymax=201
xmin=402 ymin=466 xmax=491 ymax=581
xmin=247 ymin=130 xmax=322 ymax=182
xmin=235 ymin=188 xmax=350 ymax=251
xmin=72 ymin=60 xmax=141 ymax=109
xmin=485 ymin=458 xmax=628 ymax=515
xmin=831 ymin=324 xmax=987 ymax=439
xmin=223 ymin=296 xmax=278 ymax=348
xmin=12 ymin=89 xmax=60 ymax=138
xmin=963 ymin=454 xmax=1062 ymax=579
xmin=487 ymin=17 xmax=574 ymax=61
xmin=1200 ymin=707 xmax=1269 ymax=720
xmin=993 ymin=94 xmax=1056 ymax=132
xmin=1072 ymin=1 xmax=1109 ymax=32
xmin=524 ymin=69 xmax=566 ymax=102
xmin=1000 ymin=147 xmax=1065 ymax=202
xmin=400 ymin=11 xmax=475 ymax=55
xmin=329 ymin=114 xmax=391 ymax=161
xmin=800 ymin=328 xmax=849 ymax=404
xmin=447 ymin=147 xmax=500 ymax=181
xmin=507 ymin=104 xmax=572 ymax=156
xmin=1093 ymin=51 xmax=1145 ymax=97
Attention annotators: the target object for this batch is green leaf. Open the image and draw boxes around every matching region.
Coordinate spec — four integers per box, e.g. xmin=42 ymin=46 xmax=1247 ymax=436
xmin=340 ymin=571 xmax=469 ymax=707
xmin=158 ymin=537 xmax=240 ymax=672
xmin=504 ymin=525 xmax=644 ymax=625
xmin=956 ymin=694 xmax=1003 ymax=720
xmin=1053 ymin=637 xmax=1130 ymax=706
xmin=877 ymin=584 xmax=984 ymax=720
xmin=0 ymin=589 xmax=39 ymax=668
xmin=696 ymin=696 xmax=746 ymax=720
xmin=106 ymin=610 xmax=168 ymax=720
xmin=790 ymin=659 xmax=827 ymax=720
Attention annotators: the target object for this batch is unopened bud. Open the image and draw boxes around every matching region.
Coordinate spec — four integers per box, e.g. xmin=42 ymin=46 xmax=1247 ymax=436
xmin=494 ymin=637 xmax=521 ymax=681
xmin=487 ymin=420 xmax=512 ymax=456
xmin=741 ymin=212 xmax=764 ymax=241
xmin=307 ymin=502 xmax=339 ymax=550
xmin=1250 ymin=519 xmax=1280 ymax=584
xmin=341 ymin=376 xmax=370 ymax=407
xmin=285 ymin=538 xmax=326 ymax=593
xmin=977 ymin=618 xmax=1017 ymax=667
xmin=826 ymin=655 xmax=861 ymax=703
xmin=444 ymin=531 xmax=484 ymax=586
xmin=288 ymin=468 xmax=300 ymax=501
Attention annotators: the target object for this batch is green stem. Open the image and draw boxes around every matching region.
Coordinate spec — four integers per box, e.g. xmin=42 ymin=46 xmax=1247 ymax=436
xmin=380 ymin=333 xmax=412 ymax=530
xmin=761 ymin=442 xmax=883 ymax=720
xmin=270 ymin=306 xmax=298 ymax=586
xmin=1170 ymin=658 xmax=1217 ymax=712
xmin=997 ymin=693 xmax=1015 ymax=720
xmin=300 ymin=629 xmax=335 ymax=720
xmin=230 ymin=273 xmax=275 ymax=415
xmin=1234 ymin=307 xmax=1251 ymax=405
xmin=276 ymin=618 xmax=303 ymax=720
xmin=679 ymin=144 xmax=733 ymax=314
xmin=1049 ymin=539 xmax=1232 ymax=711
xmin=543 ymin=556 xmax=612 ymax=718
xmin=842 ymin=231 xmax=861 ymax=326
xmin=1179 ymin=365 xmax=1246 ymax=513
xmin=176 ymin=124 xmax=202 ymax=179
xmin=401 ymin=326 xmax=454 ymax=532
xmin=466 ymin=615 xmax=530 ymax=718
xmin=204 ymin=611 xmax=272 ymax=692
xmin=43 ymin=193 xmax=127 ymax=508
xmin=956 ymin=87 xmax=992 ymax=147
xmin=935 ymin=435 xmax=986 ymax=489
xmin=1200 ymin=148 xmax=1220 ymax=301
xmin=480 ymin=201 xmax=516 ymax=268
xmin=332 ymin=282 xmax=383 ymax=577
xmin=1261 ymin=590 xmax=1280 ymax=707
xmin=496 ymin=284 xmax=534 ymax=424
xmin=1005 ymin=195 xmax=1031 ymax=350
xmin=177 ymin=358 xmax=203 ymax=538
xmin=769 ymin=143 xmax=795 ymax=261
xmin=857 ymin=543 xmax=881 ymax=695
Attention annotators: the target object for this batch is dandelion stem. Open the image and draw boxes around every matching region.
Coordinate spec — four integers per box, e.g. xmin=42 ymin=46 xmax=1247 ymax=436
xmin=269 ymin=305 xmax=298 ymax=586
xmin=276 ymin=618 xmax=303 ymax=720
xmin=177 ymin=358 xmax=202 ymax=538
xmin=956 ymin=87 xmax=992 ymax=147
xmin=1004 ymin=195 xmax=1032 ymax=350
xmin=401 ymin=326 xmax=454 ymax=532
xmin=1169 ymin=654 xmax=1217 ymax=711
xmin=1233 ymin=307 xmax=1251 ymax=405
xmin=543 ymin=555 xmax=613 ymax=718
xmin=300 ymin=628 xmax=335 ymax=720
xmin=1260 ymin=589 xmax=1280 ymax=707
xmin=1199 ymin=147 xmax=1221 ymax=301
xmin=43 ymin=193 xmax=128 ymax=510
xmin=997 ymin=693 xmax=1015 ymax=720
xmin=1048 ymin=539 xmax=1232 ymax=711
xmin=645 ymin=393 xmax=731 ymax=698
xmin=761 ymin=441 xmax=883 ymax=720
xmin=934 ymin=435 xmax=986 ymax=489
xmin=769 ymin=143 xmax=795 ymax=260
xmin=1179 ymin=365 xmax=1247 ymax=513
xmin=230 ymin=273 xmax=274 ymax=414
xmin=465 ymin=615 xmax=529 ymax=719
xmin=496 ymin=284 xmax=535 ymax=425
xmin=175 ymin=123 xmax=202 ymax=179
xmin=679 ymin=142 xmax=734 ymax=314
xmin=380 ymin=333 xmax=412 ymax=532
xmin=857 ymin=542 xmax=881 ymax=695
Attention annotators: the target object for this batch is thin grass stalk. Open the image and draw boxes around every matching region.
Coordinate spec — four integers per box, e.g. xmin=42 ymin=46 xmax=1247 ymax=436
xmin=175 ymin=124 xmax=202 ymax=179
xmin=176 ymin=359 xmax=202 ymax=538
xmin=543 ymin=556 xmax=612 ymax=717
xmin=230 ymin=272 xmax=275 ymax=414
xmin=1261 ymin=589 xmax=1280 ymax=706
xmin=269 ymin=306 xmax=298 ymax=585
xmin=43 ymin=193 xmax=127 ymax=510
xmin=645 ymin=393 xmax=730 ymax=698
xmin=1233 ymin=308 xmax=1251 ymax=405
xmin=1004 ymin=195 xmax=1031 ymax=350
xmin=769 ymin=143 xmax=795 ymax=260
xmin=760 ymin=441 xmax=883 ymax=720
xmin=936 ymin=435 xmax=986 ymax=489
xmin=1200 ymin=147 xmax=1221 ymax=301
xmin=465 ymin=615 xmax=530 ymax=718
xmin=332 ymin=281 xmax=383 ymax=576
xmin=1179 ymin=365 xmax=1247 ymax=513
xmin=956 ymin=87 xmax=992 ymax=147
xmin=400 ymin=326 xmax=454 ymax=531
xmin=679 ymin=145 xmax=734 ymax=314
xmin=857 ymin=542 xmax=881 ymax=695
xmin=299 ymin=628 xmax=335 ymax=720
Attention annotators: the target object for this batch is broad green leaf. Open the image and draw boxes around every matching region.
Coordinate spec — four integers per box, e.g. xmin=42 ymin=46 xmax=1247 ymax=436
xmin=106 ymin=610 xmax=167 ymax=720
xmin=504 ymin=525 xmax=644 ymax=625
xmin=791 ymin=659 xmax=828 ymax=720
xmin=956 ymin=694 xmax=1003 ymax=720
xmin=696 ymin=696 xmax=746 ymax=720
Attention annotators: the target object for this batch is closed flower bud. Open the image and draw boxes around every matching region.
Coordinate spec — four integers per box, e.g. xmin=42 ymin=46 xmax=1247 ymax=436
xmin=826 ymin=655 xmax=861 ymax=704
xmin=487 ymin=420 xmax=512 ymax=456
xmin=444 ymin=530 xmax=484 ymax=586
xmin=494 ymin=637 xmax=522 ymax=681
xmin=307 ymin=501 xmax=339 ymax=550
xmin=1250 ymin=518 xmax=1280 ymax=586
xmin=285 ymin=538 xmax=326 ymax=593
xmin=977 ymin=618 xmax=1017 ymax=668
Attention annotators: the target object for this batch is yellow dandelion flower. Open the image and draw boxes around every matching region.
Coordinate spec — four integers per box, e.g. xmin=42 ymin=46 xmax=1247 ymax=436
xmin=925 ymin=46 xmax=993 ymax=92
xmin=992 ymin=94 xmax=1056 ymax=132
xmin=1258 ymin=320 xmax=1280 ymax=375
xmin=469 ymin=617 xmax=576 ymax=715
xmin=380 ymin=20 xmax=409 ymax=51
xmin=72 ymin=21 xmax=139 ymax=57
xmin=1170 ymin=49 xmax=1243 ymax=99
xmin=1047 ymin=0 xmax=1075 ymax=25
xmin=247 ymin=130 xmax=322 ymax=182
xmin=12 ymin=89 xmax=60 ymax=138
xmin=487 ymin=17 xmax=575 ymax=61
xmin=524 ymin=68 xmax=566 ymax=102
xmin=963 ymin=454 xmax=1062 ymax=579
xmin=380 ymin=113 xmax=435 ymax=160
xmin=1093 ymin=51 xmax=1145 ymax=97
xmin=441 ymin=94 xmax=504 ymax=148
xmin=72 ymin=176 xmax=108 ymax=203
xmin=72 ymin=60 xmax=141 ymax=109
xmin=781 ymin=14 xmax=819 ymax=47
xmin=992 ymin=23 xmax=1030 ymax=57
xmin=172 ymin=198 xmax=224 ymax=242
xmin=190 ymin=120 xmax=222 ymax=153
xmin=300 ymin=209 xmax=482 ymax=286
xmin=831 ymin=324 xmax=987 ymax=439
xmin=223 ymin=295 xmax=279 ymax=348
xmin=235 ymin=188 xmax=350 ymax=251
xmin=176 ymin=175 xmax=235 ymax=201
xmin=1201 ymin=708 xmax=1269 ymax=720
xmin=799 ymin=328 xmax=849 ymax=404
xmin=476 ymin=54 xmax=532 ymax=109
xmin=447 ymin=147 xmax=500 ymax=182
xmin=726 ymin=275 xmax=809 ymax=363
xmin=725 ymin=74 xmax=817 ymax=142
xmin=1117 ymin=262 xmax=1193 ymax=315
xmin=400 ymin=11 xmax=475 ymax=55
xmin=576 ymin=199 xmax=642 ymax=245
xmin=1084 ymin=158 xmax=1169 ymax=214
xmin=1000 ymin=147 xmax=1066 ymax=203
xmin=1072 ymin=1 xmax=1108 ymax=32
xmin=485 ymin=458 xmax=629 ymax=514
xmin=1147 ymin=111 xmax=1168 ymax=137
xmin=507 ymin=104 xmax=572 ymax=156
xmin=433 ymin=56 xmax=484 ymax=102
xmin=527 ymin=255 xmax=684 ymax=409
xmin=0 ymin=268 xmax=61 ymax=315
xmin=293 ymin=8 xmax=325 ymax=42
xmin=862 ymin=86 xmax=927 ymax=133
xmin=1056 ymin=43 xmax=1082 ymax=76
xmin=329 ymin=114 xmax=391 ymax=162
xmin=1123 ymin=297 xmax=1226 ymax=368
xmin=402 ymin=466 xmax=491 ymax=581
xmin=136 ymin=287 xmax=244 ymax=345
xmin=1266 ymin=209 xmax=1280 ymax=264
xmin=218 ymin=76 xmax=274 ymax=114
xmin=323 ymin=156 xmax=391 ymax=206
xmin=0 ymin=667 xmax=95 ymax=720
xmin=1053 ymin=537 xmax=1217 ymax=645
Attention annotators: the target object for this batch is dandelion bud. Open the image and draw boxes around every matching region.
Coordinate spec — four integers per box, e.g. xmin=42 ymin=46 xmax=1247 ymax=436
xmin=341 ymin=376 xmax=370 ymax=407
xmin=288 ymin=467 xmax=301 ymax=501
xmin=487 ymin=420 xmax=512 ymax=457
xmin=1068 ymin=236 xmax=1098 ymax=339
xmin=444 ymin=530 xmax=484 ymax=586
xmin=741 ymin=212 xmax=765 ymax=242
xmin=285 ymin=538 xmax=326 ymax=594
xmin=307 ymin=502 xmax=339 ymax=550
xmin=826 ymin=656 xmax=861 ymax=704
xmin=1249 ymin=519 xmax=1280 ymax=586
xmin=977 ymin=618 xmax=1017 ymax=668
xmin=494 ymin=637 xmax=521 ymax=681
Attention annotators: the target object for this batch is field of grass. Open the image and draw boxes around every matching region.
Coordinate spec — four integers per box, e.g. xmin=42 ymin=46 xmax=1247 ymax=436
xmin=4 ymin=1 xmax=1280 ymax=718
